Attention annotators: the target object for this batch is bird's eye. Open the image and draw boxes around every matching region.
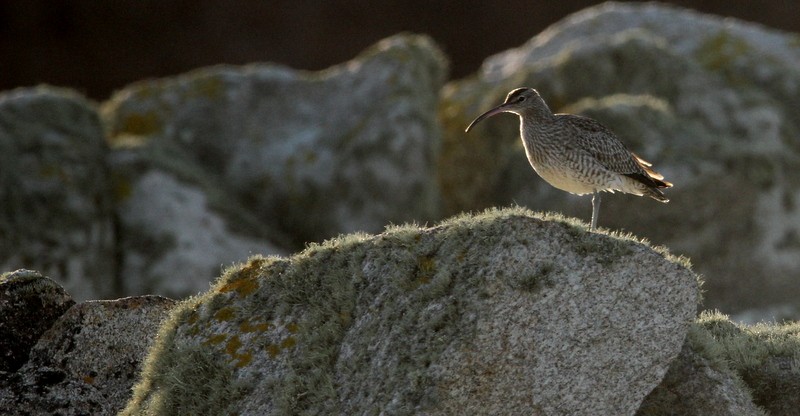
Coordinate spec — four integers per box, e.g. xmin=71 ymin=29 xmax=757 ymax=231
xmin=518 ymin=96 xmax=526 ymax=102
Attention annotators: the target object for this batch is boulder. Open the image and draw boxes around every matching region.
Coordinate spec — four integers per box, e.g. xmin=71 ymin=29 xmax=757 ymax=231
xmin=0 ymin=88 xmax=115 ymax=300
xmin=0 ymin=270 xmax=74 ymax=372
xmin=439 ymin=2 xmax=800 ymax=313
xmin=103 ymin=35 xmax=446 ymax=247
xmin=101 ymin=34 xmax=447 ymax=298
xmin=639 ymin=311 xmax=800 ymax=415
xmin=0 ymin=294 xmax=176 ymax=416
xmin=637 ymin=332 xmax=765 ymax=415
xmin=120 ymin=207 xmax=698 ymax=415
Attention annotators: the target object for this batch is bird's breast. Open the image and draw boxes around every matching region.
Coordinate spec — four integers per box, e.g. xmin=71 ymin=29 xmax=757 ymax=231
xmin=530 ymin=164 xmax=598 ymax=195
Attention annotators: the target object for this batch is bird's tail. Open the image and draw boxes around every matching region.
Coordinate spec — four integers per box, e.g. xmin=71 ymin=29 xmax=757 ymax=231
xmin=630 ymin=152 xmax=672 ymax=203
xmin=644 ymin=186 xmax=670 ymax=203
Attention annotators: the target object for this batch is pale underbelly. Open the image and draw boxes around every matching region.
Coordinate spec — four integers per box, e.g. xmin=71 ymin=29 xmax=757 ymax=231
xmin=532 ymin=165 xmax=632 ymax=196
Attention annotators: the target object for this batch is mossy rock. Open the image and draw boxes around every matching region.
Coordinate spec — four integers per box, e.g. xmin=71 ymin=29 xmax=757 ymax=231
xmin=121 ymin=207 xmax=698 ymax=415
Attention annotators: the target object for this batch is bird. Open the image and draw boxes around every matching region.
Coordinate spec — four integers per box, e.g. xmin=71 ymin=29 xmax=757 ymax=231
xmin=465 ymin=87 xmax=672 ymax=231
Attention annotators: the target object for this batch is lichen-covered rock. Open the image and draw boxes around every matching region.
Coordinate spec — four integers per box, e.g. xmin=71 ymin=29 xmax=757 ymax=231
xmin=0 ymin=88 xmax=115 ymax=300
xmin=102 ymin=34 xmax=447 ymax=299
xmin=439 ymin=2 xmax=800 ymax=313
xmin=109 ymin=152 xmax=287 ymax=298
xmin=120 ymin=207 xmax=698 ymax=415
xmin=0 ymin=295 xmax=177 ymax=416
xmin=0 ymin=270 xmax=74 ymax=372
xmin=100 ymin=34 xmax=446 ymax=299
xmin=690 ymin=311 xmax=800 ymax=415
xmin=639 ymin=310 xmax=800 ymax=415
xmin=637 ymin=336 xmax=766 ymax=416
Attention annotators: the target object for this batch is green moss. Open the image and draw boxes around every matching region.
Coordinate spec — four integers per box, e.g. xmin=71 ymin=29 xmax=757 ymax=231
xmin=688 ymin=310 xmax=800 ymax=412
xmin=0 ymin=270 xmax=65 ymax=295
xmin=510 ymin=261 xmax=557 ymax=292
xmin=120 ymin=346 xmax=249 ymax=415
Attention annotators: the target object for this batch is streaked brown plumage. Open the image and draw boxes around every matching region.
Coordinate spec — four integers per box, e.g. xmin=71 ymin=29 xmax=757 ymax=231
xmin=465 ymin=87 xmax=672 ymax=230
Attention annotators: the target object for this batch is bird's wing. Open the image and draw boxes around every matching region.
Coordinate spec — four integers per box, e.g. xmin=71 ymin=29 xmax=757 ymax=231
xmin=558 ymin=114 xmax=645 ymax=175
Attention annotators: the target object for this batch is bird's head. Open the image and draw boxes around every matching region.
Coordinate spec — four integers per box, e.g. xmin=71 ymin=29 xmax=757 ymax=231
xmin=465 ymin=88 xmax=550 ymax=132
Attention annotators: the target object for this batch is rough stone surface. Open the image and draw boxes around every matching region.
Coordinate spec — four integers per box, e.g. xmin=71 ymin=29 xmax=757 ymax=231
xmin=637 ymin=341 xmax=766 ymax=416
xmin=693 ymin=312 xmax=800 ymax=416
xmin=439 ymin=2 xmax=800 ymax=313
xmin=120 ymin=207 xmax=698 ymax=415
xmin=0 ymin=88 xmax=115 ymax=301
xmin=0 ymin=269 xmax=75 ymax=372
xmin=101 ymin=34 xmax=446 ymax=297
xmin=0 ymin=295 xmax=177 ymax=416
xmin=109 ymin=155 xmax=287 ymax=298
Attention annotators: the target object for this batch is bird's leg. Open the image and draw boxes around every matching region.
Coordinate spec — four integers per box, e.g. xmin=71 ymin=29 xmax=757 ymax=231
xmin=591 ymin=192 xmax=601 ymax=231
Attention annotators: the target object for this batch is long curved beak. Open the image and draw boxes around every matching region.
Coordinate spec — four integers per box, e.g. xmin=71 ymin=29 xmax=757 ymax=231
xmin=465 ymin=104 xmax=509 ymax=133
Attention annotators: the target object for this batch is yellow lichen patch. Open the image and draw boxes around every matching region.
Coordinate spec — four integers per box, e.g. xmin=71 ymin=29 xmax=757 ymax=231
xmin=214 ymin=307 xmax=236 ymax=322
xmin=338 ymin=311 xmax=352 ymax=326
xmin=286 ymin=322 xmax=299 ymax=334
xmin=186 ymin=310 xmax=199 ymax=325
xmin=203 ymin=333 xmax=227 ymax=346
xmin=266 ymin=343 xmax=281 ymax=358
xmin=218 ymin=276 xmax=260 ymax=297
xmin=696 ymin=30 xmax=751 ymax=71
xmin=233 ymin=351 xmax=253 ymax=368
xmin=225 ymin=335 xmax=242 ymax=355
xmin=187 ymin=76 xmax=224 ymax=99
xmin=280 ymin=336 xmax=297 ymax=349
xmin=240 ymin=257 xmax=266 ymax=277
xmin=119 ymin=111 xmax=162 ymax=136
xmin=240 ymin=319 xmax=272 ymax=333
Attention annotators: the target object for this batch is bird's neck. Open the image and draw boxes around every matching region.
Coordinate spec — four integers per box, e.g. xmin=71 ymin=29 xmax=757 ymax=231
xmin=519 ymin=110 xmax=555 ymax=139
xmin=518 ymin=112 xmax=557 ymax=165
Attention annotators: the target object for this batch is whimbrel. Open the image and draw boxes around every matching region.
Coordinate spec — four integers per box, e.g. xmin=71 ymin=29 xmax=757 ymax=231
xmin=465 ymin=88 xmax=672 ymax=231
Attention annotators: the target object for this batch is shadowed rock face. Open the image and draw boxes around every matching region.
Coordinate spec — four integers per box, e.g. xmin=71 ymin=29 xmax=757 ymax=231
xmin=0 ymin=289 xmax=176 ymax=416
xmin=0 ymin=89 xmax=115 ymax=301
xmin=439 ymin=2 xmax=800 ymax=313
xmin=119 ymin=207 xmax=699 ymax=415
xmin=0 ymin=270 xmax=75 ymax=373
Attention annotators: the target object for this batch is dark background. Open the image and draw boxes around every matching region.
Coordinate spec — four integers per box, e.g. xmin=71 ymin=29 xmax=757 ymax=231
xmin=1 ymin=0 xmax=799 ymax=100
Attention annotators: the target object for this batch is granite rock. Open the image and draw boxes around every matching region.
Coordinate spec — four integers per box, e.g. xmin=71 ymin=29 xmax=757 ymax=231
xmin=0 ymin=294 xmax=177 ymax=415
xmin=0 ymin=270 xmax=74 ymax=372
xmin=120 ymin=207 xmax=698 ymax=415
